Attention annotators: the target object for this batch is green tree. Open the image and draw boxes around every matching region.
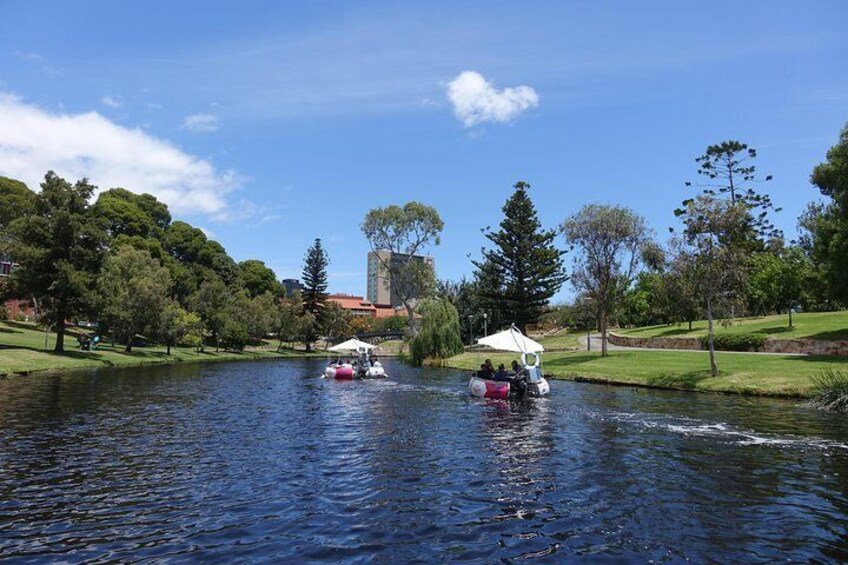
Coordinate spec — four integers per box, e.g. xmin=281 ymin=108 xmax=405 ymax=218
xmin=362 ymin=201 xmax=443 ymax=322
xmin=275 ymin=293 xmax=304 ymax=350
xmin=98 ymin=246 xmax=172 ymax=352
xmin=409 ymin=298 xmax=464 ymax=366
xmin=239 ymin=259 xmax=281 ymax=298
xmin=802 ymin=123 xmax=848 ymax=304
xmin=93 ymin=188 xmax=171 ymax=239
xmin=0 ymin=176 xmax=36 ymax=249
xmin=676 ymin=196 xmax=750 ymax=376
xmin=159 ymin=301 xmax=202 ymax=354
xmin=474 ymin=182 xmax=566 ymax=333
xmin=322 ymin=301 xmax=353 ymax=348
xmin=196 ymin=276 xmax=229 ymax=350
xmin=6 ymin=172 xmax=107 ymax=353
xmin=163 ymin=221 xmax=207 ymax=263
xmin=561 ymin=204 xmax=649 ymax=356
xmin=301 ymin=238 xmax=329 ymax=351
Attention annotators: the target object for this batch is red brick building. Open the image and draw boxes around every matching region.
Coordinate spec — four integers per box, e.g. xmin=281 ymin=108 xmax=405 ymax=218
xmin=1 ymin=254 xmax=34 ymax=320
xmin=327 ymin=293 xmax=400 ymax=319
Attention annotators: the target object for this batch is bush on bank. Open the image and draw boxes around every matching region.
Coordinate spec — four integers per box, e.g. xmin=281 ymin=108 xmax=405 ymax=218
xmin=700 ymin=332 xmax=768 ymax=352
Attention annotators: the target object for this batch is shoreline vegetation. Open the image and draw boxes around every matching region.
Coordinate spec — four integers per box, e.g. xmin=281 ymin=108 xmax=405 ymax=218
xmin=0 ymin=320 xmax=328 ymax=377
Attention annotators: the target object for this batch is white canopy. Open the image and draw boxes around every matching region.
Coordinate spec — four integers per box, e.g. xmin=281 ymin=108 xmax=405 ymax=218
xmin=328 ymin=338 xmax=376 ymax=352
xmin=476 ymin=327 xmax=544 ymax=354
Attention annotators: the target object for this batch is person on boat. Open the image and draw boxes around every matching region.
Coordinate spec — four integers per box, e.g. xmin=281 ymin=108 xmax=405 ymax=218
xmin=484 ymin=359 xmax=495 ymax=373
xmin=478 ymin=363 xmax=494 ymax=379
xmin=511 ymin=360 xmax=522 ymax=376
xmin=493 ymin=363 xmax=510 ymax=382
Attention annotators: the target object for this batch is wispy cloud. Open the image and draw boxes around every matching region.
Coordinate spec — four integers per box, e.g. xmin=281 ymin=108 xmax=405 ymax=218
xmin=446 ymin=71 xmax=538 ymax=127
xmin=182 ymin=113 xmax=218 ymax=132
xmin=0 ymin=93 xmax=240 ymax=218
xmin=101 ymin=95 xmax=122 ymax=108
xmin=15 ymin=50 xmax=63 ymax=75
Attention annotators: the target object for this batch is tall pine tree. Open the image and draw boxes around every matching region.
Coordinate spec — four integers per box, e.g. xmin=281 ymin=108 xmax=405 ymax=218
xmin=301 ymin=238 xmax=329 ymax=350
xmin=473 ymin=181 xmax=567 ymax=332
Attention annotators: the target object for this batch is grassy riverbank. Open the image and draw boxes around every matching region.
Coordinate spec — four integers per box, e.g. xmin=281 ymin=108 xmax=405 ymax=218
xmin=618 ymin=310 xmax=848 ymax=341
xmin=0 ymin=321 xmax=322 ymax=376
xmin=446 ymin=348 xmax=848 ymax=397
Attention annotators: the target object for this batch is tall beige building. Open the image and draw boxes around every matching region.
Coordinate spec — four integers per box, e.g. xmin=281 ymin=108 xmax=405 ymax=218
xmin=366 ymin=250 xmax=434 ymax=308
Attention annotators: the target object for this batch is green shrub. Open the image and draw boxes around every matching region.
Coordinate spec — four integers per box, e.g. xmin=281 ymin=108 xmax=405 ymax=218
xmin=699 ymin=332 xmax=767 ymax=352
xmin=0 ymin=304 xmax=8 ymax=321
xmin=809 ymin=370 xmax=848 ymax=413
xmin=14 ymin=312 xmax=26 ymax=322
xmin=220 ymin=319 xmax=249 ymax=351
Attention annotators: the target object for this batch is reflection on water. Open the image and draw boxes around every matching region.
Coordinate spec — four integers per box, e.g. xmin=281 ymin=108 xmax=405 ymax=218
xmin=1 ymin=359 xmax=848 ymax=562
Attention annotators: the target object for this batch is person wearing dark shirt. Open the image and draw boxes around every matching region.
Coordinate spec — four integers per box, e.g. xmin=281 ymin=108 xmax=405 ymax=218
xmin=493 ymin=363 xmax=510 ymax=382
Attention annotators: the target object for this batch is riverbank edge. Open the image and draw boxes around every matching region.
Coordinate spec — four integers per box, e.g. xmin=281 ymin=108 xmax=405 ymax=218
xmin=441 ymin=359 xmax=812 ymax=399
xmin=0 ymin=349 xmax=328 ymax=378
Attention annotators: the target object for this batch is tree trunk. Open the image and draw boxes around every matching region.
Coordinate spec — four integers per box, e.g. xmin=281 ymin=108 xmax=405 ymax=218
xmin=54 ymin=311 xmax=65 ymax=354
xmin=788 ymin=306 xmax=793 ymax=328
xmin=166 ymin=341 xmax=171 ymax=355
xmin=688 ymin=320 xmax=693 ymax=331
xmin=125 ymin=335 xmax=133 ymax=353
xmin=706 ymin=294 xmax=718 ymax=377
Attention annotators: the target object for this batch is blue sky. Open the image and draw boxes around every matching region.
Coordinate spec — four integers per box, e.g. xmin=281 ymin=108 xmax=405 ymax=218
xmin=1 ymin=1 xmax=846 ymax=301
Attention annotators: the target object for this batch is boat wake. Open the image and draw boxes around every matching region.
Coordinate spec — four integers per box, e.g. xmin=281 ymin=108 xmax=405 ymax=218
xmin=603 ymin=412 xmax=848 ymax=451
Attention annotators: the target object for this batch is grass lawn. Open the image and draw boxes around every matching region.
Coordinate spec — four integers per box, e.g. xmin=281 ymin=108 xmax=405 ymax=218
xmin=618 ymin=310 xmax=848 ymax=341
xmin=537 ymin=330 xmax=581 ymax=350
xmin=446 ymin=348 xmax=848 ymax=397
xmin=0 ymin=321 xmax=320 ymax=376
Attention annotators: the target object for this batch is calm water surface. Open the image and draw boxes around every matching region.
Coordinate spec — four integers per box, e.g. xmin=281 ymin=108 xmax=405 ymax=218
xmin=2 ymin=359 xmax=848 ymax=563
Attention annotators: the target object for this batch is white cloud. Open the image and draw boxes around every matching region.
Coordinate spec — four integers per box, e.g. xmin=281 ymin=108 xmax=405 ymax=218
xmin=0 ymin=93 xmax=239 ymax=218
xmin=446 ymin=71 xmax=539 ymax=127
xmin=101 ymin=95 xmax=121 ymax=108
xmin=182 ymin=113 xmax=218 ymax=132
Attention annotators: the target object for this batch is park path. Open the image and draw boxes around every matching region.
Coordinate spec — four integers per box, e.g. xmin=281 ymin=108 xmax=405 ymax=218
xmin=576 ymin=333 xmax=807 ymax=356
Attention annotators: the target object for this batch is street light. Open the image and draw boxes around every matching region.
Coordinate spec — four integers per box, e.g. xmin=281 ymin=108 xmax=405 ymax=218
xmin=468 ymin=315 xmax=474 ymax=346
xmin=482 ymin=312 xmax=488 ymax=337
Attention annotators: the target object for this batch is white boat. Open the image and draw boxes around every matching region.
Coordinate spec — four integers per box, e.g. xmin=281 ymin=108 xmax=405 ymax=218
xmin=323 ymin=338 xmax=387 ymax=379
xmin=468 ymin=326 xmax=550 ymax=400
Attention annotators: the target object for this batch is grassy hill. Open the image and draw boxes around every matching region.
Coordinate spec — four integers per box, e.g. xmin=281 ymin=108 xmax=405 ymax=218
xmin=0 ymin=321 xmax=315 ymax=376
xmin=618 ymin=311 xmax=848 ymax=341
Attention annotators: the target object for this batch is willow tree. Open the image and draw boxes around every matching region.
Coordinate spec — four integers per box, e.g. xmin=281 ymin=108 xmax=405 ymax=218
xmin=473 ymin=182 xmax=566 ymax=332
xmin=561 ymin=204 xmax=650 ymax=356
xmin=409 ymin=298 xmax=464 ymax=366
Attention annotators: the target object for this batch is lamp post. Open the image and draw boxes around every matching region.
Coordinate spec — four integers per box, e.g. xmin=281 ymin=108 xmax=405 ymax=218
xmin=583 ymin=297 xmax=594 ymax=352
xmin=468 ymin=315 xmax=474 ymax=346
xmin=482 ymin=312 xmax=488 ymax=337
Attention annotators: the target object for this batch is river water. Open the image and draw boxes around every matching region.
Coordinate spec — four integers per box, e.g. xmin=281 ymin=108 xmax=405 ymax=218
xmin=1 ymin=359 xmax=848 ymax=563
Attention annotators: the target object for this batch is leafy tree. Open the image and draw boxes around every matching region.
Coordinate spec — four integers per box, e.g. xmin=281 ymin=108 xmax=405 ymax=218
xmin=159 ymin=301 xmax=202 ymax=354
xmin=93 ymin=188 xmax=171 ymax=238
xmin=409 ymin=298 xmax=464 ymax=366
xmin=242 ymin=291 xmax=278 ymax=340
xmin=362 ymin=201 xmax=443 ymax=321
xmin=665 ymin=246 xmax=703 ymax=330
xmin=322 ymin=301 xmax=353 ymax=347
xmin=275 ymin=293 xmax=304 ymax=350
xmin=220 ymin=318 xmax=249 ymax=351
xmin=98 ymin=246 xmax=171 ymax=352
xmin=474 ymin=182 xmax=566 ymax=332
xmin=375 ymin=315 xmax=409 ymax=334
xmin=675 ymin=196 xmax=750 ymax=376
xmin=801 ymin=123 xmax=848 ymax=304
xmin=436 ymin=277 xmax=489 ymax=344
xmin=196 ymin=276 xmax=229 ymax=350
xmin=0 ymin=176 xmax=36 ymax=247
xmin=348 ymin=315 xmax=374 ymax=336
xmin=239 ymin=259 xmax=281 ymax=298
xmin=301 ymin=238 xmax=329 ymax=351
xmin=163 ymin=221 xmax=207 ymax=263
xmin=561 ymin=204 xmax=649 ymax=356
xmin=5 ymin=172 xmax=107 ymax=353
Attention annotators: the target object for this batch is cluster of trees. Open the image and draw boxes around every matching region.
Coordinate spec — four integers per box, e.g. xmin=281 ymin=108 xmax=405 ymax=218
xmin=0 ymin=172 xmax=377 ymax=354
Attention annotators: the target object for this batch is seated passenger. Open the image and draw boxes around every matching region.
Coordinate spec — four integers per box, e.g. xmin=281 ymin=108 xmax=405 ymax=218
xmin=478 ymin=363 xmax=494 ymax=379
xmin=493 ymin=363 xmax=510 ymax=382
xmin=511 ymin=360 xmax=524 ymax=377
